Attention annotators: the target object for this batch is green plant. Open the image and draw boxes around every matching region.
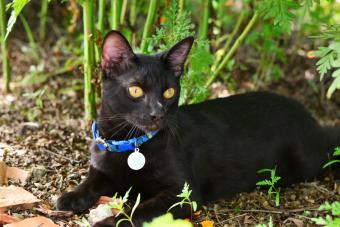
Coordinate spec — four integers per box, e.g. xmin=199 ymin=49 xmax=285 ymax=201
xmin=81 ymin=0 xmax=96 ymax=122
xmin=314 ymin=38 xmax=340 ymax=98
xmin=0 ymin=0 xmax=11 ymax=92
xmin=109 ymin=187 xmax=141 ymax=227
xmin=22 ymin=89 xmax=45 ymax=121
xmin=311 ymin=201 xmax=340 ymax=227
xmin=255 ymin=216 xmax=273 ymax=227
xmin=323 ymin=147 xmax=340 ymax=168
xmin=256 ymin=167 xmax=281 ymax=207
xmin=143 ymin=213 xmax=192 ymax=227
xmin=140 ymin=0 xmax=158 ymax=53
xmin=168 ymin=182 xmax=197 ymax=219
xmin=148 ymin=0 xmax=213 ymax=104
xmin=5 ymin=0 xmax=31 ymax=39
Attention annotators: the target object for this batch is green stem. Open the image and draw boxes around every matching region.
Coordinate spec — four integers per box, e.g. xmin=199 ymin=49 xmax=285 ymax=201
xmin=199 ymin=0 xmax=210 ymax=39
xmin=111 ymin=0 xmax=121 ymax=30
xmin=97 ymin=0 xmax=105 ymax=33
xmin=178 ymin=0 xmax=184 ymax=16
xmin=206 ymin=12 xmax=259 ymax=87
xmin=213 ymin=11 xmax=246 ymax=70
xmin=19 ymin=14 xmax=39 ymax=60
xmin=140 ymin=0 xmax=158 ymax=53
xmin=82 ymin=0 xmax=96 ymax=122
xmin=96 ymin=0 xmax=105 ymax=64
xmin=129 ymin=0 xmax=137 ymax=48
xmin=39 ymin=0 xmax=49 ymax=41
xmin=0 ymin=0 xmax=11 ymax=92
xmin=120 ymin=0 xmax=127 ymax=24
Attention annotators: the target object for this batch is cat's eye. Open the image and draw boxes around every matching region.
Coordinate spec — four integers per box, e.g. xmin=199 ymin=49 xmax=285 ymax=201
xmin=128 ymin=86 xmax=144 ymax=98
xmin=163 ymin=88 xmax=175 ymax=99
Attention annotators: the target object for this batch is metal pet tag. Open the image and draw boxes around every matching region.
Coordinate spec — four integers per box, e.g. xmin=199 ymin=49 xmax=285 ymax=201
xmin=127 ymin=148 xmax=145 ymax=170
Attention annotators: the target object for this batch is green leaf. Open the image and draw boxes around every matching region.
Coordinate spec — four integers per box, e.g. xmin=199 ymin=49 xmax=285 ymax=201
xmin=329 ymin=42 xmax=340 ymax=52
xmin=326 ymin=73 xmax=340 ymax=98
xmin=257 ymin=168 xmax=272 ymax=174
xmin=333 ymin=147 xmax=340 ymax=156
xmin=143 ymin=213 xmax=192 ymax=227
xmin=192 ymin=201 xmax=197 ymax=212
xmin=5 ymin=0 xmax=31 ymax=40
xmin=130 ymin=193 xmax=141 ymax=220
xmin=323 ymin=160 xmax=340 ymax=168
xmin=256 ymin=180 xmax=272 ymax=186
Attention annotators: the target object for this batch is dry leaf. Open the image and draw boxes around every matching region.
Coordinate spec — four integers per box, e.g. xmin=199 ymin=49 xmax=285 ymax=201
xmin=0 ymin=214 xmax=21 ymax=225
xmin=35 ymin=205 xmax=73 ymax=217
xmin=0 ymin=162 xmax=8 ymax=186
xmin=194 ymin=210 xmax=202 ymax=216
xmin=283 ymin=217 xmax=304 ymax=227
xmin=200 ymin=220 xmax=214 ymax=227
xmin=6 ymin=167 xmax=30 ymax=183
xmin=0 ymin=186 xmax=40 ymax=212
xmin=96 ymin=196 xmax=113 ymax=205
xmin=4 ymin=216 xmax=59 ymax=227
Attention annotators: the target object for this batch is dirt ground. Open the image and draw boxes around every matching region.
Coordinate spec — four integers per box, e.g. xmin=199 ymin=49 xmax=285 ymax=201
xmin=0 ymin=39 xmax=340 ymax=227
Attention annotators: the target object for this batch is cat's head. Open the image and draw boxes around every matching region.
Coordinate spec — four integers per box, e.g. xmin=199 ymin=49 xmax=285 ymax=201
xmin=100 ymin=31 xmax=194 ymax=133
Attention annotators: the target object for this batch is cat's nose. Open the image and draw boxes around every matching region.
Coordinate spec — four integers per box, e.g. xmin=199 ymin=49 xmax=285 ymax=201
xmin=149 ymin=111 xmax=164 ymax=122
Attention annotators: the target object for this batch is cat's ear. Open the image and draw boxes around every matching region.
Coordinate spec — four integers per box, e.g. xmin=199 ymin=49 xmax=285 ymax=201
xmin=101 ymin=30 xmax=136 ymax=74
xmin=162 ymin=37 xmax=194 ymax=77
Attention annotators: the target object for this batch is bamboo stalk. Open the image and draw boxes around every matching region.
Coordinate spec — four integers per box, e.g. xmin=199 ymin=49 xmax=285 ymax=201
xmin=178 ymin=0 xmax=184 ymax=16
xmin=205 ymin=12 xmax=259 ymax=87
xmin=0 ymin=0 xmax=11 ymax=92
xmin=82 ymin=0 xmax=96 ymax=121
xmin=97 ymin=0 xmax=105 ymax=33
xmin=111 ymin=0 xmax=121 ymax=30
xmin=199 ymin=0 xmax=210 ymax=39
xmin=39 ymin=0 xmax=49 ymax=41
xmin=140 ymin=0 xmax=158 ymax=53
xmin=129 ymin=0 xmax=137 ymax=48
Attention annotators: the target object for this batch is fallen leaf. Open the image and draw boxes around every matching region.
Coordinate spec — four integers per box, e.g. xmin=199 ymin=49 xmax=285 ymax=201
xmin=194 ymin=210 xmax=202 ymax=216
xmin=0 ymin=186 xmax=40 ymax=212
xmin=200 ymin=220 xmax=214 ymax=227
xmin=0 ymin=214 xmax=21 ymax=225
xmin=6 ymin=167 xmax=30 ymax=183
xmin=283 ymin=217 xmax=304 ymax=227
xmin=4 ymin=216 xmax=59 ymax=227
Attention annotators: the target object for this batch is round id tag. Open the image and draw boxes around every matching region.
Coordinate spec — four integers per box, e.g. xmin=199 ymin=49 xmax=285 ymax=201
xmin=127 ymin=148 xmax=145 ymax=170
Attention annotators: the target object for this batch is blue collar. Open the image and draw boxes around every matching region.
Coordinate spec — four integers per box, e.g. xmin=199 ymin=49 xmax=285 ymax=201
xmin=92 ymin=121 xmax=158 ymax=152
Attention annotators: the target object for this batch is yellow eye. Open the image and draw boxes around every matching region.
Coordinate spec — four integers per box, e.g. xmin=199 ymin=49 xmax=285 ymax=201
xmin=163 ymin=88 xmax=175 ymax=99
xmin=128 ymin=86 xmax=144 ymax=98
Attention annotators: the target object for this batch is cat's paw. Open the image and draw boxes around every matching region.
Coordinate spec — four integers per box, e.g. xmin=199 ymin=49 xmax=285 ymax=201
xmin=56 ymin=191 xmax=95 ymax=214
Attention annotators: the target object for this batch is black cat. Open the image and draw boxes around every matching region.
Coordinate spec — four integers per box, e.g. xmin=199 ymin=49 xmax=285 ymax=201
xmin=56 ymin=31 xmax=340 ymax=226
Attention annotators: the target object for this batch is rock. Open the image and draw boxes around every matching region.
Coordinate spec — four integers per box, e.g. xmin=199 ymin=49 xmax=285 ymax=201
xmin=32 ymin=166 xmax=46 ymax=179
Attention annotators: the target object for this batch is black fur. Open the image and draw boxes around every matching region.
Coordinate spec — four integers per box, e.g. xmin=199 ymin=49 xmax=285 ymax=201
xmin=56 ymin=31 xmax=340 ymax=226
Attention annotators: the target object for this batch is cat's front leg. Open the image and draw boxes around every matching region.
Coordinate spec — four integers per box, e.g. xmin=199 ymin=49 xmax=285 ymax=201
xmin=93 ymin=190 xmax=193 ymax=227
xmin=56 ymin=166 xmax=114 ymax=214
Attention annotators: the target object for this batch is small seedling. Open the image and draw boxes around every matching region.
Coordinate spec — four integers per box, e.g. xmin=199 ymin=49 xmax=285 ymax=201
xmin=109 ymin=187 xmax=141 ymax=227
xmin=168 ymin=182 xmax=197 ymax=219
xmin=311 ymin=201 xmax=340 ymax=226
xmin=256 ymin=167 xmax=281 ymax=207
xmin=255 ymin=216 xmax=273 ymax=227
xmin=323 ymin=147 xmax=340 ymax=168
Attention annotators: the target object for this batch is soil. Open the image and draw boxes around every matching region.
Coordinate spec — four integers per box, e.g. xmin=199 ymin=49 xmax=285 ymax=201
xmin=0 ymin=36 xmax=339 ymax=227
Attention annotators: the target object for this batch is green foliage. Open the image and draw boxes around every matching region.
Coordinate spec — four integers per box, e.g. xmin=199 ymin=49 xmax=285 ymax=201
xmin=311 ymin=201 xmax=340 ymax=227
xmin=143 ymin=213 xmax=192 ymax=227
xmin=323 ymin=147 xmax=340 ymax=168
xmin=255 ymin=216 xmax=273 ymax=227
xmin=256 ymin=167 xmax=281 ymax=207
xmin=148 ymin=0 xmax=214 ymax=105
xmin=5 ymin=0 xmax=31 ymax=40
xmin=314 ymin=41 xmax=340 ymax=98
xmin=257 ymin=0 xmax=300 ymax=32
xmin=22 ymin=89 xmax=45 ymax=121
xmin=168 ymin=182 xmax=197 ymax=218
xmin=109 ymin=187 xmax=141 ymax=227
